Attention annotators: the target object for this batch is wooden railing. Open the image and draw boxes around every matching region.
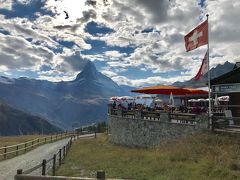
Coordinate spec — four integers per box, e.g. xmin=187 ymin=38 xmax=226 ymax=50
xmin=14 ymin=133 xmax=97 ymax=180
xmin=109 ymin=109 xmax=199 ymax=124
xmin=212 ymin=116 xmax=240 ymax=130
xmin=0 ymin=132 xmax=75 ymax=160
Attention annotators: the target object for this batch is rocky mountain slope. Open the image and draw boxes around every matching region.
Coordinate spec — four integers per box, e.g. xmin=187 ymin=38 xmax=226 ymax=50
xmin=0 ymin=61 xmax=128 ymax=129
xmin=0 ymin=99 xmax=62 ymax=136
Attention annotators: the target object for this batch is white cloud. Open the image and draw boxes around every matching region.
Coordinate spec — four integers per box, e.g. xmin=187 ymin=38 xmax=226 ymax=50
xmin=112 ymin=74 xmax=192 ymax=87
xmin=0 ymin=0 xmax=240 ymax=87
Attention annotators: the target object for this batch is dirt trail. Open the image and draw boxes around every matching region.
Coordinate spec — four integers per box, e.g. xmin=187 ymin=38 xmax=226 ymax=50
xmin=0 ymin=134 xmax=94 ymax=180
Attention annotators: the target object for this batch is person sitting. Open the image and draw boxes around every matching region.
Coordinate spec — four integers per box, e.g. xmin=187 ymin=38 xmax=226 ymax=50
xmin=112 ymin=101 xmax=116 ymax=109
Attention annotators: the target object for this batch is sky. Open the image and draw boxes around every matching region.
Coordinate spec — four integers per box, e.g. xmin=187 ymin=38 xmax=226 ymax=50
xmin=0 ymin=0 xmax=239 ymax=87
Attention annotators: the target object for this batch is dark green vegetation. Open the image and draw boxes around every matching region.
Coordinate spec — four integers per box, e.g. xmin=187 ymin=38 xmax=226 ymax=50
xmin=0 ymin=100 xmax=62 ymax=136
xmin=56 ymin=133 xmax=240 ymax=180
xmin=80 ymin=122 xmax=107 ymax=133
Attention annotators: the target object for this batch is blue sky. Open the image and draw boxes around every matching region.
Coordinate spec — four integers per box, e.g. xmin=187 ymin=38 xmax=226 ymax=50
xmin=0 ymin=0 xmax=239 ymax=87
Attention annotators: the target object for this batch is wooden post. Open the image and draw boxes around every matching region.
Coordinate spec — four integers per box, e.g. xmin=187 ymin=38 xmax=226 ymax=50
xmin=59 ymin=149 xmax=62 ymax=166
xmin=52 ymin=154 xmax=56 ymax=176
xmin=96 ymin=170 xmax=105 ymax=180
xmin=25 ymin=143 xmax=27 ymax=152
xmin=63 ymin=146 xmax=66 ymax=159
xmin=51 ymin=135 xmax=53 ymax=142
xmin=17 ymin=169 xmax=23 ymax=175
xmin=70 ymin=138 xmax=72 ymax=147
xmin=16 ymin=145 xmax=19 ymax=156
xmin=31 ymin=141 xmax=34 ymax=148
xmin=37 ymin=138 xmax=40 ymax=145
xmin=45 ymin=137 xmax=47 ymax=143
xmin=95 ymin=131 xmax=97 ymax=138
xmin=42 ymin=159 xmax=46 ymax=175
xmin=212 ymin=116 xmax=215 ymax=131
xmin=56 ymin=135 xmax=57 ymax=140
xmin=4 ymin=146 xmax=7 ymax=159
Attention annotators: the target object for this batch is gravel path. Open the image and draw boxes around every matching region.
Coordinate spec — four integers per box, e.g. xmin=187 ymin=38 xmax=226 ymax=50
xmin=0 ymin=134 xmax=94 ymax=180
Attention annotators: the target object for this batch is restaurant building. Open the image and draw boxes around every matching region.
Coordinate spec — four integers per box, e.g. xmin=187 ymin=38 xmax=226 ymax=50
xmin=211 ymin=62 xmax=240 ymax=117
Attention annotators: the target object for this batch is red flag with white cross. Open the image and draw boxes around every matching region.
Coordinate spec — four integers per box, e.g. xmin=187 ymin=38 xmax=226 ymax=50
xmin=184 ymin=20 xmax=208 ymax=52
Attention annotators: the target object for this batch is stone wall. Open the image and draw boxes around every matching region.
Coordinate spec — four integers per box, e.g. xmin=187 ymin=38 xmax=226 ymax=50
xmin=108 ymin=112 xmax=208 ymax=147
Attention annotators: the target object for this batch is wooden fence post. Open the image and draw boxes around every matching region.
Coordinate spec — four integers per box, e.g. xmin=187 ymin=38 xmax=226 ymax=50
xmin=4 ymin=146 xmax=7 ymax=159
xmin=51 ymin=135 xmax=53 ymax=142
xmin=17 ymin=169 xmax=23 ymax=175
xmin=37 ymin=138 xmax=40 ymax=145
xmin=66 ymin=142 xmax=69 ymax=153
xmin=16 ymin=145 xmax=19 ymax=156
xmin=31 ymin=141 xmax=34 ymax=148
xmin=42 ymin=159 xmax=46 ymax=175
xmin=70 ymin=138 xmax=72 ymax=147
xmin=52 ymin=154 xmax=56 ymax=176
xmin=96 ymin=170 xmax=105 ymax=180
xmin=59 ymin=149 xmax=62 ymax=166
xmin=25 ymin=143 xmax=27 ymax=152
xmin=63 ymin=146 xmax=66 ymax=159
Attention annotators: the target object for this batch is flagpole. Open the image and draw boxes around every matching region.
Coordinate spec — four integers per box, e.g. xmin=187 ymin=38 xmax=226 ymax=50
xmin=206 ymin=14 xmax=212 ymax=127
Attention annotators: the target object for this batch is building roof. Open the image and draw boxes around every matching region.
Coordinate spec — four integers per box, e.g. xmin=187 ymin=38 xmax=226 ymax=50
xmin=211 ymin=62 xmax=240 ymax=85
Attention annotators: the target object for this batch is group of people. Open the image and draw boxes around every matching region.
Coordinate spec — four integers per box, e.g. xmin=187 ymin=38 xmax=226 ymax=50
xmin=111 ymin=100 xmax=207 ymax=114
xmin=111 ymin=100 xmax=176 ymax=112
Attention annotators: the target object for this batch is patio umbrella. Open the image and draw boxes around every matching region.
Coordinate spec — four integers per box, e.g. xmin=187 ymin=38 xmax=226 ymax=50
xmin=218 ymin=96 xmax=229 ymax=102
xmin=214 ymin=94 xmax=219 ymax=106
xmin=182 ymin=88 xmax=208 ymax=95
xmin=169 ymin=92 xmax=175 ymax=107
xmin=131 ymin=85 xmax=191 ymax=95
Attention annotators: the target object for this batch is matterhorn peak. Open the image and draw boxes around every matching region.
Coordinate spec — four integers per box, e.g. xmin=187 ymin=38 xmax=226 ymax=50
xmin=75 ymin=61 xmax=99 ymax=80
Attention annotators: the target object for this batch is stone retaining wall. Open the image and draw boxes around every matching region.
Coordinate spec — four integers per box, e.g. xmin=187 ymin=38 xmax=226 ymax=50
xmin=108 ymin=113 xmax=208 ymax=147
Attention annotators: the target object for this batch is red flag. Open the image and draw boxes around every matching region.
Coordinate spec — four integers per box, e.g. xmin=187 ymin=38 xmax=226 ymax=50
xmin=184 ymin=20 xmax=208 ymax=52
xmin=194 ymin=50 xmax=208 ymax=81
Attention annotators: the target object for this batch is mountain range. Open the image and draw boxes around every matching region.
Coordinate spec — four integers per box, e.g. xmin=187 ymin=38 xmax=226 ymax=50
xmin=173 ymin=61 xmax=235 ymax=87
xmin=0 ymin=60 xmax=235 ymax=133
xmin=0 ymin=61 xmax=129 ymax=130
xmin=0 ymin=99 xmax=62 ymax=136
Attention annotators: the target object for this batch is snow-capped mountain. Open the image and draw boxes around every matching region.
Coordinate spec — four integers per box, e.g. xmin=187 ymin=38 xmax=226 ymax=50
xmin=0 ymin=61 xmax=128 ymax=129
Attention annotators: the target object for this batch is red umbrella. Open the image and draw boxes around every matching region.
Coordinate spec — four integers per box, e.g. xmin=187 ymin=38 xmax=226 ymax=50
xmin=131 ymin=85 xmax=208 ymax=95
xmin=131 ymin=85 xmax=191 ymax=95
xmin=182 ymin=88 xmax=208 ymax=95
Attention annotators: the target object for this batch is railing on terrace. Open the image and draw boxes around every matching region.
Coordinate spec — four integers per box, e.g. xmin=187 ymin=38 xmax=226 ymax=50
xmin=109 ymin=108 xmax=200 ymax=124
xmin=212 ymin=116 xmax=240 ymax=132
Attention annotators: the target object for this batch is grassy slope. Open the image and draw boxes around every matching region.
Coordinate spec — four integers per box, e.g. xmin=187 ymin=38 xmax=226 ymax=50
xmin=56 ymin=132 xmax=240 ymax=180
xmin=0 ymin=135 xmax=44 ymax=147
xmin=0 ymin=100 xmax=62 ymax=136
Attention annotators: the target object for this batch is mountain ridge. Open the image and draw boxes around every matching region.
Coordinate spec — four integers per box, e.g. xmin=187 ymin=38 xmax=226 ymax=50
xmin=0 ymin=99 xmax=62 ymax=136
xmin=172 ymin=61 xmax=235 ymax=87
xmin=0 ymin=61 xmax=128 ymax=129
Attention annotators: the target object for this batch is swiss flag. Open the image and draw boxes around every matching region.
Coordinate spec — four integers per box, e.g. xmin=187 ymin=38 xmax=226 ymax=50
xmin=194 ymin=50 xmax=208 ymax=81
xmin=184 ymin=20 xmax=208 ymax=52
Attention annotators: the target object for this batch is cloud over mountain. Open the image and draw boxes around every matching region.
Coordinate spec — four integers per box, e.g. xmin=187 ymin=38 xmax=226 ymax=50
xmin=0 ymin=0 xmax=239 ymax=87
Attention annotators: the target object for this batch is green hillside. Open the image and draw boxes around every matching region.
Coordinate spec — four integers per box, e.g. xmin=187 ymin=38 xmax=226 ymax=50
xmin=0 ymin=100 xmax=62 ymax=136
xmin=56 ymin=133 xmax=240 ymax=180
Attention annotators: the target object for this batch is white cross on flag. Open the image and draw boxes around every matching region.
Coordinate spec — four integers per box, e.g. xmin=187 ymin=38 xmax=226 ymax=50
xmin=184 ymin=20 xmax=208 ymax=52
xmin=194 ymin=50 xmax=208 ymax=81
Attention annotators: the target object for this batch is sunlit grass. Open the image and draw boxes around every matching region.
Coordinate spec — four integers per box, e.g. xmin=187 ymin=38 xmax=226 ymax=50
xmin=0 ymin=135 xmax=44 ymax=147
xmin=56 ymin=133 xmax=240 ymax=180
